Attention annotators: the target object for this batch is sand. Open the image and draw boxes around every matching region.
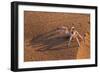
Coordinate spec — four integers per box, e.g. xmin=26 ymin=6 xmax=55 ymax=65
xmin=24 ymin=11 xmax=90 ymax=62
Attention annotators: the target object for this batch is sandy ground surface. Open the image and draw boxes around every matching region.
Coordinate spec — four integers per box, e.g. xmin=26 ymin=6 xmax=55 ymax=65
xmin=24 ymin=11 xmax=90 ymax=62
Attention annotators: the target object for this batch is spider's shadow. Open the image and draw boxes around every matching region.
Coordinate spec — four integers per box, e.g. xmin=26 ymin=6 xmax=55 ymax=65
xmin=28 ymin=28 xmax=78 ymax=51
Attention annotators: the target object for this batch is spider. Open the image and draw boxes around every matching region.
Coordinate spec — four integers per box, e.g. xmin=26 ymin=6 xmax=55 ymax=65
xmin=57 ymin=26 xmax=85 ymax=47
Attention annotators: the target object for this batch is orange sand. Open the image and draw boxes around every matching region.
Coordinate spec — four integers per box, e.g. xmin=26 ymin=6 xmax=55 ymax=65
xmin=24 ymin=11 xmax=90 ymax=62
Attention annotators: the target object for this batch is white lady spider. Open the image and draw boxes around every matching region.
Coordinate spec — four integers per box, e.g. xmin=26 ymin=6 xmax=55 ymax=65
xmin=57 ymin=26 xmax=85 ymax=47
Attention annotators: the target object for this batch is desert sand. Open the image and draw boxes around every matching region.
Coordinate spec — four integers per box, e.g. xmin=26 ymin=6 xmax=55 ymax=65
xmin=24 ymin=11 xmax=90 ymax=62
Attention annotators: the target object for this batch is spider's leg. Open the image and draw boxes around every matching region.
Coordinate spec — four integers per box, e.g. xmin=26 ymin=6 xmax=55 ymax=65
xmin=78 ymin=33 xmax=83 ymax=40
xmin=75 ymin=37 xmax=80 ymax=47
xmin=68 ymin=36 xmax=73 ymax=47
